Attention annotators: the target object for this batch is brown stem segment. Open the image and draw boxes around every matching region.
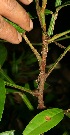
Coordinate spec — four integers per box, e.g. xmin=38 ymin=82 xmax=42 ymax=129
xmin=36 ymin=0 xmax=48 ymax=109
xmin=37 ymin=33 xmax=48 ymax=109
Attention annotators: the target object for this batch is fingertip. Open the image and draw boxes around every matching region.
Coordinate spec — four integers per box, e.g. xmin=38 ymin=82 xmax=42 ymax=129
xmin=26 ymin=19 xmax=33 ymax=31
xmin=7 ymin=32 xmax=22 ymax=44
xmin=17 ymin=32 xmax=22 ymax=43
xmin=27 ymin=0 xmax=33 ymax=4
xmin=20 ymin=0 xmax=33 ymax=5
xmin=29 ymin=19 xmax=33 ymax=30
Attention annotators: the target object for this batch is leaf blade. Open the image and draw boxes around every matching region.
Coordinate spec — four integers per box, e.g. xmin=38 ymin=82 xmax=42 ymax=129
xmin=56 ymin=1 xmax=70 ymax=11
xmin=0 ymin=130 xmax=15 ymax=135
xmin=0 ymin=79 xmax=6 ymax=121
xmin=4 ymin=18 xmax=25 ymax=33
xmin=20 ymin=93 xmax=34 ymax=110
xmin=0 ymin=44 xmax=7 ymax=67
xmin=23 ymin=108 xmax=64 ymax=135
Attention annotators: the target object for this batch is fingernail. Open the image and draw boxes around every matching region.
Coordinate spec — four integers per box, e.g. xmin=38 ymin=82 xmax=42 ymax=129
xmin=28 ymin=0 xmax=33 ymax=4
xmin=17 ymin=32 xmax=22 ymax=42
xmin=30 ymin=19 xmax=33 ymax=30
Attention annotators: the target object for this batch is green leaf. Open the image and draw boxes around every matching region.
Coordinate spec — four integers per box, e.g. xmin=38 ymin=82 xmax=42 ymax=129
xmin=45 ymin=9 xmax=53 ymax=15
xmin=56 ymin=1 xmax=70 ymax=11
xmin=0 ymin=43 xmax=7 ymax=67
xmin=25 ymin=83 xmax=30 ymax=89
xmin=62 ymin=131 xmax=69 ymax=135
xmin=55 ymin=0 xmax=62 ymax=7
xmin=23 ymin=108 xmax=64 ymax=135
xmin=47 ymin=1 xmax=70 ymax=36
xmin=28 ymin=12 xmax=37 ymax=19
xmin=0 ymin=130 xmax=15 ymax=135
xmin=25 ymin=54 xmax=37 ymax=65
xmin=20 ymin=93 xmax=34 ymax=111
xmin=0 ymin=68 xmax=14 ymax=83
xmin=34 ymin=80 xmax=38 ymax=89
xmin=0 ymin=79 xmax=6 ymax=121
xmin=6 ymin=88 xmax=19 ymax=94
xmin=4 ymin=18 xmax=25 ymax=33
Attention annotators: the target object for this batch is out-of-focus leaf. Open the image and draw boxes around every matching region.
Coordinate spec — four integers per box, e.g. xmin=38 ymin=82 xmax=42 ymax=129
xmin=62 ymin=131 xmax=69 ymax=135
xmin=0 ymin=68 xmax=14 ymax=83
xmin=55 ymin=0 xmax=62 ymax=7
xmin=0 ymin=44 xmax=7 ymax=67
xmin=25 ymin=53 xmax=37 ymax=65
xmin=23 ymin=108 xmax=64 ymax=135
xmin=19 ymin=93 xmax=34 ymax=110
xmin=34 ymin=80 xmax=38 ymax=89
xmin=45 ymin=9 xmax=53 ymax=15
xmin=25 ymin=83 xmax=30 ymax=89
xmin=45 ymin=93 xmax=55 ymax=103
xmin=28 ymin=12 xmax=37 ymax=19
xmin=0 ymin=130 xmax=15 ymax=135
xmin=0 ymin=79 xmax=6 ymax=121
xmin=6 ymin=88 xmax=19 ymax=94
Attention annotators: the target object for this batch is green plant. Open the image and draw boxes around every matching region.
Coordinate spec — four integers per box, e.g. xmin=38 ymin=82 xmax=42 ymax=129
xmin=0 ymin=0 xmax=70 ymax=135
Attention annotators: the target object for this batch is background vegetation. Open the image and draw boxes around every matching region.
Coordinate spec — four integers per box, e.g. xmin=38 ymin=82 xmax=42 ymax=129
xmin=0 ymin=0 xmax=70 ymax=135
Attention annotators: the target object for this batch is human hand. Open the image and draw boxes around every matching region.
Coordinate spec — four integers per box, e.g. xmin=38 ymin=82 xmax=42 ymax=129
xmin=0 ymin=0 xmax=33 ymax=44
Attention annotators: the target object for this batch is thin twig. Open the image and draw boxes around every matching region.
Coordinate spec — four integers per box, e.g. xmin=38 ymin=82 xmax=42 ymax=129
xmin=54 ymin=41 xmax=66 ymax=49
xmin=54 ymin=41 xmax=70 ymax=52
xmin=4 ymin=81 xmax=39 ymax=96
xmin=45 ymin=45 xmax=70 ymax=79
xmin=36 ymin=0 xmax=41 ymax=27
xmin=22 ymin=33 xmax=41 ymax=64
xmin=48 ymin=30 xmax=70 ymax=43
xmin=5 ymin=81 xmax=32 ymax=94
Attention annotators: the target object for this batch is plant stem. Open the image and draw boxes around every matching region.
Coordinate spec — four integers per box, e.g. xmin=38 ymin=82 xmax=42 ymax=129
xmin=37 ymin=33 xmax=48 ymax=109
xmin=46 ymin=45 xmax=70 ymax=78
xmin=54 ymin=41 xmax=66 ymax=49
xmin=55 ymin=35 xmax=70 ymax=42
xmin=22 ymin=33 xmax=41 ymax=64
xmin=36 ymin=0 xmax=48 ymax=109
xmin=48 ymin=30 xmax=70 ymax=43
xmin=4 ymin=81 xmax=36 ymax=96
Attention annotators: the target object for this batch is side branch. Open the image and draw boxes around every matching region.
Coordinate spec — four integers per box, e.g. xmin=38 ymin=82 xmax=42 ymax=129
xmin=46 ymin=45 xmax=70 ymax=79
xmin=22 ymin=33 xmax=41 ymax=64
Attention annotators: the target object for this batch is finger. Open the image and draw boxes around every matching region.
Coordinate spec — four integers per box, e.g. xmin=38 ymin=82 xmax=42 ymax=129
xmin=0 ymin=0 xmax=33 ymax=31
xmin=19 ymin=0 xmax=33 ymax=5
xmin=0 ymin=15 xmax=22 ymax=44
